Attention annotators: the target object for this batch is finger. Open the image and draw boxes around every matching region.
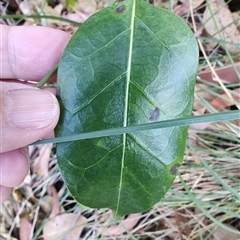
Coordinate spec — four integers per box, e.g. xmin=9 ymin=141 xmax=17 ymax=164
xmin=0 ymin=24 xmax=71 ymax=81
xmin=0 ymin=185 xmax=13 ymax=203
xmin=1 ymin=81 xmax=60 ymax=152
xmin=0 ymin=149 xmax=29 ymax=187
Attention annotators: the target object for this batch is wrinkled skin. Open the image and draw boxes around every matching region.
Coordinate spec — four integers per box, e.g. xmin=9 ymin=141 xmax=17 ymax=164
xmin=0 ymin=25 xmax=71 ymax=202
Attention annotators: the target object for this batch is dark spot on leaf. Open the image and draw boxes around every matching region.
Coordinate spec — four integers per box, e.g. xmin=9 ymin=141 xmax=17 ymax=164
xmin=170 ymin=164 xmax=180 ymax=175
xmin=149 ymin=107 xmax=160 ymax=121
xmin=56 ymin=87 xmax=61 ymax=97
xmin=116 ymin=5 xmax=126 ymax=13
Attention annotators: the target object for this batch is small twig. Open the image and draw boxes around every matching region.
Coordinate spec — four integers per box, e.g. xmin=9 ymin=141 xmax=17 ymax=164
xmin=0 ymin=14 xmax=81 ymax=26
xmin=36 ymin=64 xmax=58 ymax=88
xmin=108 ymin=0 xmax=119 ymax=7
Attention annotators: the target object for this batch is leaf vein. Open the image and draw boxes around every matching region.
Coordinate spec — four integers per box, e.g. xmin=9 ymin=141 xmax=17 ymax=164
xmin=130 ymin=81 xmax=172 ymax=118
xmin=84 ymin=144 xmax=123 ymax=171
xmin=72 ymin=28 xmax=130 ymax=61
xmin=128 ymin=133 xmax=167 ymax=167
xmin=116 ymin=0 xmax=136 ymax=216
xmin=124 ymin=167 xmax=153 ymax=196
xmin=134 ymin=17 xmax=191 ymax=115
xmin=67 ymin=158 xmax=84 ymax=171
xmin=73 ymin=71 xmax=127 ymax=114
xmin=135 ymin=16 xmax=169 ymax=49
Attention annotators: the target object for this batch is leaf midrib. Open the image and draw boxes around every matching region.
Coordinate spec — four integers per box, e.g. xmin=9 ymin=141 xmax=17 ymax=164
xmin=116 ymin=0 xmax=136 ymax=215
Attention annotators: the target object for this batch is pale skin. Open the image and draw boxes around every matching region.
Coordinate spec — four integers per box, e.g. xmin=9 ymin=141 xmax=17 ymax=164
xmin=0 ymin=25 xmax=71 ymax=202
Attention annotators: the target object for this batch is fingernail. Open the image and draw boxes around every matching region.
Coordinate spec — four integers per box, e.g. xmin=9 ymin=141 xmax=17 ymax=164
xmin=6 ymin=89 xmax=58 ymax=129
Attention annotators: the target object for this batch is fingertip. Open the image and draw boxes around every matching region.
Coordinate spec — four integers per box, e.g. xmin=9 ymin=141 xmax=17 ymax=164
xmin=0 ymin=149 xmax=29 ymax=187
xmin=6 ymin=88 xmax=59 ymax=129
xmin=1 ymin=82 xmax=60 ymax=152
xmin=0 ymin=185 xmax=13 ymax=203
xmin=2 ymin=25 xmax=71 ymax=80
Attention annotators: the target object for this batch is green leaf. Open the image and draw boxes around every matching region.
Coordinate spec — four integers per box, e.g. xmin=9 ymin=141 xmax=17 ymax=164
xmin=56 ymin=0 xmax=199 ymax=217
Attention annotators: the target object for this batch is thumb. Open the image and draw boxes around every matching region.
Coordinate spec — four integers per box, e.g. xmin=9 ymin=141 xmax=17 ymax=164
xmin=1 ymin=82 xmax=59 ymax=152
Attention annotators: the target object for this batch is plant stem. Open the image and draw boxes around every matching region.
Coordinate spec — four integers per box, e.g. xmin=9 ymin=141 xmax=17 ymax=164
xmin=0 ymin=14 xmax=81 ymax=26
xmin=36 ymin=64 xmax=58 ymax=88
xmin=32 ymin=110 xmax=240 ymax=145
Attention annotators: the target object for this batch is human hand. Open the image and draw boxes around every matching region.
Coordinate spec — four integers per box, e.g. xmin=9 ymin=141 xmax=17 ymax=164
xmin=0 ymin=25 xmax=71 ymax=202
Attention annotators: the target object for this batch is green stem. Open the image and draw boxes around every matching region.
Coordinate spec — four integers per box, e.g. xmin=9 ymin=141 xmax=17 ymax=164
xmin=0 ymin=14 xmax=81 ymax=26
xmin=31 ymin=110 xmax=240 ymax=145
xmin=36 ymin=64 xmax=58 ymax=88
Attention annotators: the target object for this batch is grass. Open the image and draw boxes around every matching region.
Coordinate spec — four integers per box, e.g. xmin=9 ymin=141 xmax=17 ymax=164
xmin=0 ymin=0 xmax=239 ymax=239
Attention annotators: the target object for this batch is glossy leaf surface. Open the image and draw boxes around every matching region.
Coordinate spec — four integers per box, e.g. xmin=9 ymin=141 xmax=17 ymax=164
xmin=56 ymin=0 xmax=199 ymax=217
